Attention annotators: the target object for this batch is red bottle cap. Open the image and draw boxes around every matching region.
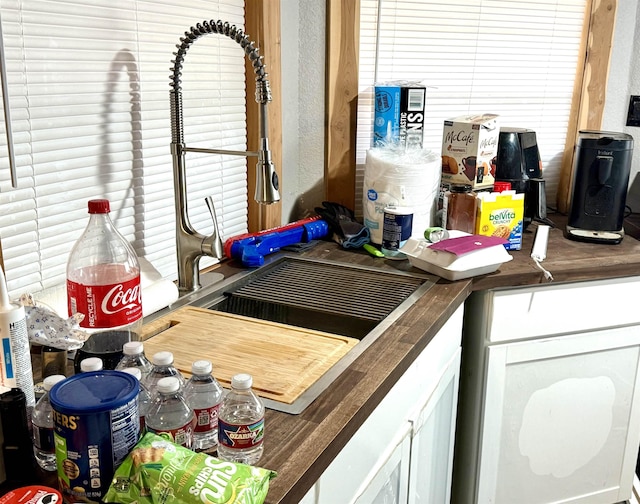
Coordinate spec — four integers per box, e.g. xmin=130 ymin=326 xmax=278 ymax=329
xmin=493 ymin=181 xmax=512 ymax=193
xmin=88 ymin=199 xmax=110 ymax=214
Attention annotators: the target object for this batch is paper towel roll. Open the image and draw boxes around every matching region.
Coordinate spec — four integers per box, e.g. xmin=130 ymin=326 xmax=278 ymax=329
xmin=363 ymin=147 xmax=441 ymax=244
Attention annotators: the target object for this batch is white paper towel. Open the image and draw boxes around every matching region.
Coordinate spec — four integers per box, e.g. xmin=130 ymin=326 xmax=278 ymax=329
xmin=363 ymin=147 xmax=441 ymax=244
xmin=138 ymin=257 xmax=180 ymax=317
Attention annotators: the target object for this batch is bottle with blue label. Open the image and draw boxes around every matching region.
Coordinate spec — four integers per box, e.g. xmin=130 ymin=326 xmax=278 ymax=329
xmin=217 ymin=373 xmax=265 ymax=465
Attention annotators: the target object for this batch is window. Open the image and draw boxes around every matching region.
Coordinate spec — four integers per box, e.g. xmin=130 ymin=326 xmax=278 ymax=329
xmin=0 ymin=0 xmax=248 ymax=299
xmin=352 ymin=0 xmax=588 ymax=216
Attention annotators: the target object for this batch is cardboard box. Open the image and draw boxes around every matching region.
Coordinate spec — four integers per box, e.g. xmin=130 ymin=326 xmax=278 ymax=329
xmin=441 ymin=114 xmax=499 ymax=190
xmin=475 ymin=189 xmax=524 ymax=250
xmin=374 ymin=84 xmax=426 ymax=148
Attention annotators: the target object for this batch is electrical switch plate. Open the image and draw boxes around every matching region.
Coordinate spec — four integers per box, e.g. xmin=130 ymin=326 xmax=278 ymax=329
xmin=626 ymin=95 xmax=640 ymax=127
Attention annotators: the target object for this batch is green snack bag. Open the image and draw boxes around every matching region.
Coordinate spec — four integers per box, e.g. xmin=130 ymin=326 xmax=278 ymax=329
xmin=104 ymin=432 xmax=277 ymax=504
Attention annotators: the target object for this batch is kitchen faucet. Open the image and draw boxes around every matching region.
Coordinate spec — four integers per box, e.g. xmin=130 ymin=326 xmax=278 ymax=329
xmin=169 ymin=20 xmax=280 ymax=294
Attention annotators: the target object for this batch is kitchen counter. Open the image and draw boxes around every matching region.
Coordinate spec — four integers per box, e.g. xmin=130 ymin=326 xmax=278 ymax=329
xmin=16 ymin=213 xmax=640 ymax=502
xmin=257 ymin=212 xmax=640 ymax=503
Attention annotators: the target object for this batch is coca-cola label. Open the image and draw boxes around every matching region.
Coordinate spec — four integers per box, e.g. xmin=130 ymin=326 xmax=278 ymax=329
xmin=67 ymin=276 xmax=142 ymax=329
xmin=218 ymin=417 xmax=264 ymax=450
xmin=194 ymin=404 xmax=220 ymax=433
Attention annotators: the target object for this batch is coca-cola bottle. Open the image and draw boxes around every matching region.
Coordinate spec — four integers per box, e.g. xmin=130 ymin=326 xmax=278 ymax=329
xmin=67 ymin=199 xmax=142 ymax=343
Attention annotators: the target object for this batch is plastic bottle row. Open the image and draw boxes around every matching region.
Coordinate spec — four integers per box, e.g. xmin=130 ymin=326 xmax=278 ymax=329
xmin=31 ymin=341 xmax=265 ymax=472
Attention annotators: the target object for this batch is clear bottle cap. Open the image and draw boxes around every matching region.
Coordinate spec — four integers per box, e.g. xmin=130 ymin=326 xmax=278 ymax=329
xmin=80 ymin=357 xmax=103 ymax=372
xmin=122 ymin=341 xmax=144 ymax=356
xmin=121 ymin=367 xmax=142 ymax=381
xmin=43 ymin=374 xmax=66 ymax=391
xmin=191 ymin=360 xmax=212 ymax=375
xmin=152 ymin=351 xmax=174 ymax=366
xmin=157 ymin=376 xmax=180 ymax=394
xmin=231 ymin=373 xmax=252 ymax=390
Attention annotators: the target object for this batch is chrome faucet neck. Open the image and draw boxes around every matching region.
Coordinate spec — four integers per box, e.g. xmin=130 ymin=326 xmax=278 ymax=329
xmin=169 ymin=20 xmax=280 ymax=294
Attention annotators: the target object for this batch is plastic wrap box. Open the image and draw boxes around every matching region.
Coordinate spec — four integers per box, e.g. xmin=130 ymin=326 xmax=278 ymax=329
xmin=441 ymin=114 xmax=500 ymax=190
xmin=374 ymin=84 xmax=426 ymax=148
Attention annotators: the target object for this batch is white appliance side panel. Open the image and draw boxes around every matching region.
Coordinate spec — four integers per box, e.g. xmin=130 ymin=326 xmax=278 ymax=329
xmin=487 ymin=277 xmax=640 ymax=342
xmin=478 ymin=325 xmax=640 ymax=504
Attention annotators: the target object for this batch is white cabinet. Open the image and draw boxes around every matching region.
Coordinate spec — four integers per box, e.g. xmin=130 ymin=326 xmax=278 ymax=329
xmin=302 ymin=304 xmax=464 ymax=504
xmin=453 ymin=277 xmax=640 ymax=504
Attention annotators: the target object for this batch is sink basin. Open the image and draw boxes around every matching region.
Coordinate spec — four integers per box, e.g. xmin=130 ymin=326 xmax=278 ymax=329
xmin=145 ymin=255 xmax=436 ymax=413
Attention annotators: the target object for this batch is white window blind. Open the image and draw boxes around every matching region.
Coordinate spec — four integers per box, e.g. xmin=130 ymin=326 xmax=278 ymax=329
xmin=0 ymin=0 xmax=248 ymax=299
xmin=356 ymin=0 xmax=587 ymax=215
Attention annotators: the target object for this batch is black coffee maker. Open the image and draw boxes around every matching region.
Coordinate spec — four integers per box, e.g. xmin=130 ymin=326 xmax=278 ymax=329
xmin=494 ymin=127 xmax=547 ymax=229
xmin=566 ymin=130 xmax=634 ymax=244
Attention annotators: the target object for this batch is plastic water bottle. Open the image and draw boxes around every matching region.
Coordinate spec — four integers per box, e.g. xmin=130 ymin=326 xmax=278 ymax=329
xmin=79 ymin=357 xmax=103 ymax=372
xmin=31 ymin=374 xmax=66 ymax=471
xmin=121 ymin=367 xmax=152 ymax=433
xmin=142 ymin=351 xmax=185 ymax=397
xmin=116 ymin=341 xmax=153 ymax=380
xmin=184 ymin=360 xmax=223 ymax=452
xmin=66 ymin=199 xmax=142 ymax=341
xmin=145 ymin=376 xmax=195 ymax=448
xmin=217 ymin=373 xmax=265 ymax=465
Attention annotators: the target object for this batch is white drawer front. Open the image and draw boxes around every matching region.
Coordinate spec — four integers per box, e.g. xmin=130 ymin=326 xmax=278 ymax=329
xmin=487 ymin=277 xmax=640 ymax=342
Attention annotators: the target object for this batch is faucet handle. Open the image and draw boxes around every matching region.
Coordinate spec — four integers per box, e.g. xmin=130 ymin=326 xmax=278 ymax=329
xmin=203 ymin=196 xmax=224 ymax=259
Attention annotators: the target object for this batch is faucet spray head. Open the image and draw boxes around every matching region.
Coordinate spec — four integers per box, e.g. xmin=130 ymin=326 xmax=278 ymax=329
xmin=255 ymin=139 xmax=280 ymax=204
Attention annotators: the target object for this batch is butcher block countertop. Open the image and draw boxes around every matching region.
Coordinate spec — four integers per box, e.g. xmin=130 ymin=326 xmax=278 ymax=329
xmin=221 ymin=212 xmax=640 ymax=503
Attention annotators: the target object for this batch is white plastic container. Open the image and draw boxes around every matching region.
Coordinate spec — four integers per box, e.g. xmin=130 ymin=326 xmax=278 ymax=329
xmin=400 ymin=231 xmax=513 ymax=281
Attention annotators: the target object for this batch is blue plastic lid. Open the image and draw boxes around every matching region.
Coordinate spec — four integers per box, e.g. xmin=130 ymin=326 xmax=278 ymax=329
xmin=49 ymin=370 xmax=139 ymax=414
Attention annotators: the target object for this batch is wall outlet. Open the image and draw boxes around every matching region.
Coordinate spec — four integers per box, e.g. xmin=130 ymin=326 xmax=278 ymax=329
xmin=626 ymin=95 xmax=640 ymax=127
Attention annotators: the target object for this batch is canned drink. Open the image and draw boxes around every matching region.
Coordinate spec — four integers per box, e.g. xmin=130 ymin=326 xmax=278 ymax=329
xmin=49 ymin=370 xmax=140 ymax=503
xmin=381 ymin=206 xmax=413 ymax=259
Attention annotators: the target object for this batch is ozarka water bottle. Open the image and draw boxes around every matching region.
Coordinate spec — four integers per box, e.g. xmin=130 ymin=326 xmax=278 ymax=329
xmin=184 ymin=360 xmax=223 ymax=452
xmin=145 ymin=376 xmax=195 ymax=448
xmin=66 ymin=199 xmax=142 ymax=342
xmin=31 ymin=374 xmax=66 ymax=471
xmin=217 ymin=373 xmax=265 ymax=465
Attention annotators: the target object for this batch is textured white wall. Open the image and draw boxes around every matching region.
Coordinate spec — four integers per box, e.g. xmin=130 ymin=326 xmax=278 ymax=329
xmin=280 ymin=0 xmax=326 ymax=223
xmin=602 ymin=0 xmax=640 ymax=211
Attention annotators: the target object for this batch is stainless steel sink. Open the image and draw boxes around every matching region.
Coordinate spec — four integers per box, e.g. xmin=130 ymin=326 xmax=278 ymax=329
xmin=147 ymin=255 xmax=437 ymax=413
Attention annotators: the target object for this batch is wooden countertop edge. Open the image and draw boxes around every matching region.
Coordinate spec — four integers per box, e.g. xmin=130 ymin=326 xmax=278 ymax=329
xmin=261 ymin=280 xmax=472 ymax=503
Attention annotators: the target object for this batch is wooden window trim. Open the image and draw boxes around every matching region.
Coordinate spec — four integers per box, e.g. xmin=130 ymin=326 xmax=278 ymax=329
xmin=245 ymin=1 xmax=283 ymax=231
xmin=324 ymin=0 xmax=618 ymax=214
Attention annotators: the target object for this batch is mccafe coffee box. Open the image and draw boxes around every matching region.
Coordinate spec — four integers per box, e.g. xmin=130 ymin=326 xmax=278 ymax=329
xmin=441 ymin=114 xmax=500 ymax=190
xmin=374 ymin=83 xmax=426 ymax=148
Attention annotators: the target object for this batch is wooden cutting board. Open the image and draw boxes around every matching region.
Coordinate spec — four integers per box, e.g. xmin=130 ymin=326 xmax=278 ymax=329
xmin=140 ymin=306 xmax=359 ymax=405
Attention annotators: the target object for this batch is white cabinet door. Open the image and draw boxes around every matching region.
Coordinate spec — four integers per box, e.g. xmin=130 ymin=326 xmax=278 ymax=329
xmin=307 ymin=305 xmax=464 ymax=504
xmin=478 ymin=324 xmax=640 ymax=504
xmin=353 ymin=422 xmax=412 ymax=504
xmin=408 ymin=348 xmax=461 ymax=504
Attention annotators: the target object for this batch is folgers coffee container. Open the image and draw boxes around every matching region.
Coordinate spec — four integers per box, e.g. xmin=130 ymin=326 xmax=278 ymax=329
xmin=49 ymin=371 xmax=139 ymax=503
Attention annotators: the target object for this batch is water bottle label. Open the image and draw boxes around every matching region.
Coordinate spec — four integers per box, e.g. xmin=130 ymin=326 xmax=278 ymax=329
xmin=218 ymin=417 xmax=264 ymax=450
xmin=67 ymin=275 xmax=142 ymax=328
xmin=147 ymin=417 xmax=195 ymax=448
xmin=194 ymin=404 xmax=220 ymax=433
